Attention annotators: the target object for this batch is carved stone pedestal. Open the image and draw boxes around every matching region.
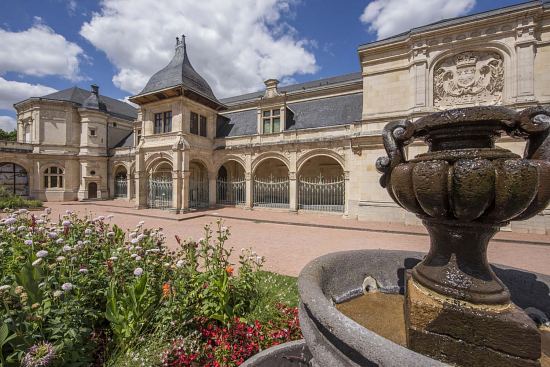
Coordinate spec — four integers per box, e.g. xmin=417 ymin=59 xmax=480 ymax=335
xmin=405 ymin=274 xmax=542 ymax=367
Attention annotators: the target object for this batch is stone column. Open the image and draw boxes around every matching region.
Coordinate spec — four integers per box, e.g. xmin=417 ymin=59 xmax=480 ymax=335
xmin=126 ymin=174 xmax=133 ymax=201
xmin=208 ymin=171 xmax=217 ymax=208
xmin=245 ymin=172 xmax=253 ymax=209
xmin=343 ymin=171 xmax=351 ymax=217
xmin=181 ymin=171 xmax=190 ymax=212
xmin=135 ymin=150 xmax=147 ymax=209
xmin=289 ymin=171 xmax=297 ymax=212
xmin=171 ymin=148 xmax=183 ymax=213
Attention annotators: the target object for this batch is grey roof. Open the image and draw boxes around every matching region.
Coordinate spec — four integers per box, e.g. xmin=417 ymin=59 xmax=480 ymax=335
xmin=217 ymin=92 xmax=362 ymax=138
xmin=113 ymin=131 xmax=134 ymax=148
xmin=220 ymin=72 xmax=362 ymax=105
xmin=359 ymin=1 xmax=543 ymax=51
xmin=36 ymin=87 xmax=137 ymax=120
xmin=137 ymin=41 xmax=219 ymax=104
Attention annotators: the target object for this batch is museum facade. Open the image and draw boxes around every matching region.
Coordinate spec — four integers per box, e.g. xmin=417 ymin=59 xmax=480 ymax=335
xmin=1 ymin=0 xmax=549 ymax=234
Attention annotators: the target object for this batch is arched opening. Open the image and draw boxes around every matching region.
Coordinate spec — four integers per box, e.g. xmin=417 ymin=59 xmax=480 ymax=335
xmin=189 ymin=160 xmax=209 ymax=208
xmin=298 ymin=155 xmax=344 ymax=212
xmin=88 ymin=182 xmax=98 ymax=199
xmin=148 ymin=160 xmax=172 ymax=209
xmin=0 ymin=163 xmax=29 ymax=197
xmin=216 ymin=160 xmax=245 ymax=205
xmin=253 ymin=158 xmax=289 ymax=208
xmin=114 ymin=166 xmax=128 ymax=198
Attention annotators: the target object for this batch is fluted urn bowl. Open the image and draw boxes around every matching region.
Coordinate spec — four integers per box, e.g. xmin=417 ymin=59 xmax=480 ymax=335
xmin=376 ymin=106 xmax=550 ymax=304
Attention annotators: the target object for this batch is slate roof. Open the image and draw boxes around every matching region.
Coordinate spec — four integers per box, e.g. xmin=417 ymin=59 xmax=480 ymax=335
xmin=30 ymin=87 xmax=137 ymax=120
xmin=217 ymin=92 xmax=362 ymax=138
xmin=136 ymin=40 xmax=219 ymax=104
xmin=114 ymin=131 xmax=134 ymax=148
xmin=220 ymin=72 xmax=362 ymax=105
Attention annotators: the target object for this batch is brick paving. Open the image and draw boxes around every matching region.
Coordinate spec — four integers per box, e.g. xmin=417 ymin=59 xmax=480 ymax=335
xmin=35 ymin=200 xmax=550 ymax=277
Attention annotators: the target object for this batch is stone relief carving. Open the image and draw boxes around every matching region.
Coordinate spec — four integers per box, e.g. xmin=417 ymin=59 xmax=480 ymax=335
xmin=434 ymin=51 xmax=504 ymax=108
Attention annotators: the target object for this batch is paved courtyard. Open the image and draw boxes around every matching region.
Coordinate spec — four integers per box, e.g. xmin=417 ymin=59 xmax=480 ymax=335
xmin=41 ymin=200 xmax=550 ymax=277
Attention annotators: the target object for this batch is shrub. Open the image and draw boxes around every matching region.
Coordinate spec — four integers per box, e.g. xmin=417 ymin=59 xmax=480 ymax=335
xmin=0 ymin=187 xmax=42 ymax=209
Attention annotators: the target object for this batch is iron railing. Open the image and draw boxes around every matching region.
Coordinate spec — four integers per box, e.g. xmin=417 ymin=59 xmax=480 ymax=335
xmin=189 ymin=175 xmax=209 ymax=208
xmin=114 ymin=177 xmax=127 ymax=198
xmin=148 ymin=177 xmax=172 ymax=209
xmin=253 ymin=175 xmax=289 ymax=208
xmin=216 ymin=177 xmax=245 ymax=205
xmin=298 ymin=175 xmax=344 ymax=213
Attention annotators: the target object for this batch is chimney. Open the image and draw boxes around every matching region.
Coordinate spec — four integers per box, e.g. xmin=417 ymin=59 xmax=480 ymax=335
xmin=264 ymin=79 xmax=280 ymax=98
xmin=91 ymin=84 xmax=99 ymax=95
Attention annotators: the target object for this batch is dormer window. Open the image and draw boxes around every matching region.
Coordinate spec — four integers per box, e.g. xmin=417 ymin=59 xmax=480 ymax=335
xmin=262 ymin=109 xmax=281 ymax=134
xmin=154 ymin=111 xmax=172 ymax=134
xmin=190 ymin=112 xmax=207 ymax=137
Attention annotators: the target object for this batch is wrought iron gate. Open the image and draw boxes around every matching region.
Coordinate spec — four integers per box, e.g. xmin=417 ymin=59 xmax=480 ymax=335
xmin=216 ymin=177 xmax=245 ymax=205
xmin=189 ymin=175 xmax=209 ymax=208
xmin=148 ymin=177 xmax=172 ymax=209
xmin=253 ymin=175 xmax=289 ymax=208
xmin=298 ymin=175 xmax=344 ymax=212
xmin=114 ymin=176 xmax=127 ymax=198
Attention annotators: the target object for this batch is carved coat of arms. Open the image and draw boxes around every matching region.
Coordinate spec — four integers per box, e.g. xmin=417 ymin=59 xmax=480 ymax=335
xmin=434 ymin=51 xmax=504 ymax=108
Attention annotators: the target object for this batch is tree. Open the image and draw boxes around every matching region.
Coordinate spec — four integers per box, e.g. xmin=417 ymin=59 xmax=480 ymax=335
xmin=0 ymin=129 xmax=17 ymax=141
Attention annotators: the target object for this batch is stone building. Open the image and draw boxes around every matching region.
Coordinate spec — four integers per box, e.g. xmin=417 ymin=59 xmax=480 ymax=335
xmin=1 ymin=0 xmax=549 ymax=234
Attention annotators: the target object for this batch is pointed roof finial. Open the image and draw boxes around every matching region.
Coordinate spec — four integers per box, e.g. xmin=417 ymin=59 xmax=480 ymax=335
xmin=182 ymin=34 xmax=186 ymax=51
xmin=176 ymin=36 xmax=179 ymax=46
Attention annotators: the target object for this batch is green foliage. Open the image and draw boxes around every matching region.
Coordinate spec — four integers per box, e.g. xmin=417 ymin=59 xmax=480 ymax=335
xmin=0 ymin=187 xmax=42 ymax=209
xmin=0 ymin=129 xmax=16 ymax=141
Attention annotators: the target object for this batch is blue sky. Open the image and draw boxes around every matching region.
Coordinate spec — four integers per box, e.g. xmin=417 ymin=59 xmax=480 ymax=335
xmin=0 ymin=0 xmax=530 ymax=130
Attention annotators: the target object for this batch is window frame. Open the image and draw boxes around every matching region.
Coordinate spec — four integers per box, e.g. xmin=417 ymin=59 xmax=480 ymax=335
xmin=153 ymin=111 xmax=172 ymax=134
xmin=43 ymin=166 xmax=64 ymax=189
xmin=190 ymin=111 xmax=207 ymax=137
xmin=262 ymin=108 xmax=281 ymax=134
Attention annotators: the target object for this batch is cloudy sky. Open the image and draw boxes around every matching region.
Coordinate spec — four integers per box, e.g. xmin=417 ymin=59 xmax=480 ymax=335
xmin=0 ymin=0 xmax=525 ymax=130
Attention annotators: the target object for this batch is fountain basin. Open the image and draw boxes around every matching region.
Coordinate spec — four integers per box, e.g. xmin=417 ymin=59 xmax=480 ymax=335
xmin=243 ymin=250 xmax=550 ymax=367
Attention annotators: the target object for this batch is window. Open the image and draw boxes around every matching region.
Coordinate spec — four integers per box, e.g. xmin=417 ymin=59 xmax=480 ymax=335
xmin=44 ymin=167 xmax=64 ymax=189
xmin=112 ymin=122 xmax=117 ymax=128
xmin=89 ymin=128 xmax=96 ymax=137
xmin=262 ymin=109 xmax=281 ymax=134
xmin=190 ymin=112 xmax=207 ymax=137
xmin=136 ymin=129 xmax=142 ymax=143
xmin=153 ymin=111 xmax=172 ymax=134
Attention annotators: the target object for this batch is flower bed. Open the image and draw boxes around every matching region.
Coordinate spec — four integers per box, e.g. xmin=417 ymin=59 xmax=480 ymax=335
xmin=0 ymin=208 xmax=301 ymax=366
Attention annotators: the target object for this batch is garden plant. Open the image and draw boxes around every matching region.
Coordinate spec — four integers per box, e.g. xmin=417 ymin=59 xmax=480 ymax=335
xmin=0 ymin=208 xmax=301 ymax=366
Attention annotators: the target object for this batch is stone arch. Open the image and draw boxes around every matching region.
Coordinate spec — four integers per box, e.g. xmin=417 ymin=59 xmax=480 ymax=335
xmin=214 ymin=154 xmax=246 ymax=174
xmin=296 ymin=149 xmax=345 ymax=174
xmin=428 ymin=42 xmax=513 ymax=107
xmin=188 ymin=156 xmax=214 ymax=175
xmin=145 ymin=153 xmax=173 ymax=174
xmin=251 ymin=152 xmax=289 ymax=175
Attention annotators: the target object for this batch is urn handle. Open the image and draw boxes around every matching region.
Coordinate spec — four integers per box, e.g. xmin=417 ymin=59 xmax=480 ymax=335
xmin=509 ymin=106 xmax=550 ymax=161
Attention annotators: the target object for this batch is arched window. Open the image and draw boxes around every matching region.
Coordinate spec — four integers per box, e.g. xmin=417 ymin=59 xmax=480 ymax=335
xmin=44 ymin=167 xmax=64 ymax=189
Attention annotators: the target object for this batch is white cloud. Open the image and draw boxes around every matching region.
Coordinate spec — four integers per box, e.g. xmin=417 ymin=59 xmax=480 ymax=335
xmin=360 ymin=0 xmax=475 ymax=40
xmin=0 ymin=77 xmax=57 ymax=110
xmin=80 ymin=0 xmax=318 ymax=97
xmin=0 ymin=19 xmax=84 ymax=80
xmin=0 ymin=116 xmax=16 ymax=131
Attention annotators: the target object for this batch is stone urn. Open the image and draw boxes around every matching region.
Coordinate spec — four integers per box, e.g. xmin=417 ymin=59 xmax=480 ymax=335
xmin=375 ymin=106 xmax=550 ymax=305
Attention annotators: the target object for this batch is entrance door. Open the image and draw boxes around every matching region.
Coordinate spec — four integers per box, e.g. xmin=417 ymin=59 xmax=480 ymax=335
xmin=88 ymin=182 xmax=98 ymax=199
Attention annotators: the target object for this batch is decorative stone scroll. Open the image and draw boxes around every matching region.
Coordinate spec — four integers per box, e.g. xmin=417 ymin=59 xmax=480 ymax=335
xmin=433 ymin=51 xmax=503 ymax=108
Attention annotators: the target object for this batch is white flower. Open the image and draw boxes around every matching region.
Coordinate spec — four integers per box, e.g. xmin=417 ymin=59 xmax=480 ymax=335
xmin=62 ymin=220 xmax=71 ymax=227
xmin=133 ymin=267 xmax=144 ymax=276
xmin=109 ymin=256 xmax=118 ymax=261
xmin=137 ymin=234 xmax=145 ymax=242
xmin=24 ymin=239 xmax=33 ymax=246
xmin=18 ymin=225 xmax=27 ymax=232
xmin=32 ymin=258 xmax=43 ymax=266
xmin=134 ymin=256 xmax=142 ymax=261
xmin=107 ymin=231 xmax=115 ymax=237
xmin=84 ymin=228 xmax=92 ymax=235
xmin=45 ymin=208 xmax=51 ymax=214
xmin=56 ymin=256 xmax=66 ymax=262
xmin=129 ymin=232 xmax=137 ymax=239
xmin=130 ymin=238 xmax=139 ymax=244
xmin=79 ymin=268 xmax=88 ymax=274
xmin=65 ymin=210 xmax=72 ymax=214
xmin=146 ymin=248 xmax=160 ymax=254
xmin=0 ymin=285 xmax=11 ymax=292
xmin=53 ymin=290 xmax=63 ymax=298
xmin=5 ymin=217 xmax=16 ymax=225
xmin=61 ymin=283 xmax=73 ymax=292
xmin=83 ymin=240 xmax=90 ymax=245
xmin=36 ymin=219 xmax=45 ymax=225
xmin=62 ymin=245 xmax=72 ymax=252
xmin=36 ymin=250 xmax=48 ymax=258
xmin=138 ymin=221 xmax=145 ymax=226
xmin=130 ymin=253 xmax=138 ymax=258
xmin=97 ymin=215 xmax=105 ymax=221
xmin=48 ymin=232 xmax=57 ymax=239
xmin=19 ymin=208 xmax=28 ymax=214
xmin=7 ymin=227 xmax=15 ymax=233
xmin=176 ymin=260 xmax=185 ymax=268
xmin=56 ymin=238 xmax=64 ymax=244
